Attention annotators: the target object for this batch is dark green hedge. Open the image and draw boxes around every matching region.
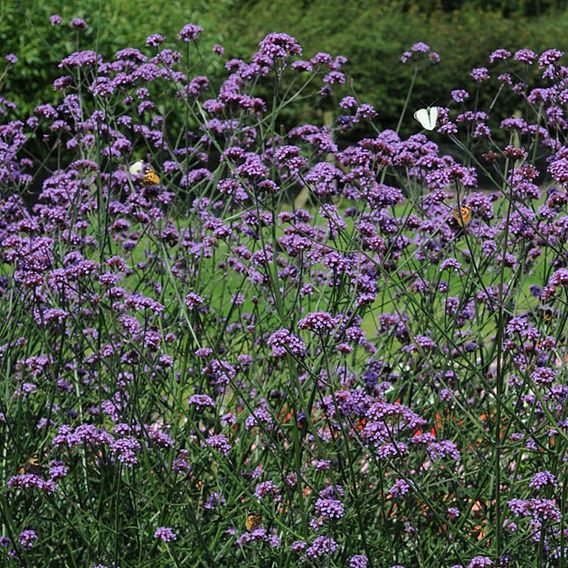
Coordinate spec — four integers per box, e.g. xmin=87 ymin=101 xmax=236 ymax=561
xmin=1 ymin=0 xmax=567 ymax=130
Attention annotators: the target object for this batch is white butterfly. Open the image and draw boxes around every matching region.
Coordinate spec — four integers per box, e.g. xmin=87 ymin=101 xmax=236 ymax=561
xmin=129 ymin=160 xmax=145 ymax=175
xmin=414 ymin=107 xmax=439 ymax=131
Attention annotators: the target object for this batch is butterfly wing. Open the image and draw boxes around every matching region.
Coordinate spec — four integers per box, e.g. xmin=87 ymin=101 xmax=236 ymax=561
xmin=414 ymin=107 xmax=438 ymax=130
xmin=427 ymin=107 xmax=438 ymax=130
xmin=245 ymin=513 xmax=262 ymax=531
xmin=129 ymin=160 xmax=145 ymax=175
xmin=143 ymin=169 xmax=160 ymax=185
xmin=19 ymin=456 xmax=42 ymax=476
xmin=414 ymin=108 xmax=430 ymax=129
xmin=452 ymin=206 xmax=471 ymax=227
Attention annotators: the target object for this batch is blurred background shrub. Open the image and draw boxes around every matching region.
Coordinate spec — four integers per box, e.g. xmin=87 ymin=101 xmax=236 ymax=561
xmin=1 ymin=0 xmax=567 ymax=134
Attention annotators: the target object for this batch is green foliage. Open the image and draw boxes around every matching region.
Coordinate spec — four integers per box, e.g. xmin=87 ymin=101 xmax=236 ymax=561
xmin=0 ymin=0 xmax=229 ymax=115
xmin=223 ymin=1 xmax=568 ymax=133
xmin=1 ymin=0 xmax=567 ymax=128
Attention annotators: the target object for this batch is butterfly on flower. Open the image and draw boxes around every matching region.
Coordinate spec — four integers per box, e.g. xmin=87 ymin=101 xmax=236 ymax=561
xmin=128 ymin=160 xmax=145 ymax=175
xmin=245 ymin=512 xmax=262 ymax=532
xmin=541 ymin=306 xmax=554 ymax=322
xmin=128 ymin=160 xmax=160 ymax=185
xmin=452 ymin=206 xmax=472 ymax=228
xmin=414 ymin=106 xmax=439 ymax=131
xmin=142 ymin=167 xmax=160 ymax=186
xmin=18 ymin=455 xmax=43 ymax=476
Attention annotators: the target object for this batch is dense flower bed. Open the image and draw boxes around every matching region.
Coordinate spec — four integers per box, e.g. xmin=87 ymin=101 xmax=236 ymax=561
xmin=0 ymin=18 xmax=567 ymax=568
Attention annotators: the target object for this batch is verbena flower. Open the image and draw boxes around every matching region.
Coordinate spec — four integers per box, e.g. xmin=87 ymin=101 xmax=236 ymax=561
xmin=178 ymin=23 xmax=203 ymax=43
xmin=154 ymin=527 xmax=177 ymax=542
xmin=305 ymin=536 xmax=338 ymax=559
xmin=71 ymin=17 xmax=88 ymax=29
xmin=18 ymin=530 xmax=37 ymax=550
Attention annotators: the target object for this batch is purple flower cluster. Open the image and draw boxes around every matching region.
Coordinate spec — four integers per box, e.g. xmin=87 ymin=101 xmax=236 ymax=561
xmin=0 ymin=20 xmax=566 ymax=568
xmin=154 ymin=527 xmax=177 ymax=542
xmin=400 ymin=42 xmax=440 ymax=64
xmin=267 ymin=329 xmax=306 ymax=357
xmin=178 ymin=23 xmax=203 ymax=43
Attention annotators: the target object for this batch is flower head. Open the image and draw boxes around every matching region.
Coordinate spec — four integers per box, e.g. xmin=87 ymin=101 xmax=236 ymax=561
xmin=154 ymin=527 xmax=177 ymax=542
xmin=179 ymin=23 xmax=203 ymax=43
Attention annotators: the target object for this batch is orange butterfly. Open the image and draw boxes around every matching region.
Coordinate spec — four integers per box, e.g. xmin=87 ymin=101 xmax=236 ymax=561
xmin=245 ymin=512 xmax=262 ymax=531
xmin=143 ymin=168 xmax=160 ymax=186
xmin=452 ymin=206 xmax=471 ymax=227
xmin=18 ymin=455 xmax=42 ymax=476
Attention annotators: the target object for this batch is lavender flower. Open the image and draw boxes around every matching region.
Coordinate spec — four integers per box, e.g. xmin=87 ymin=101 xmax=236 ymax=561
xmin=18 ymin=529 xmax=37 ymax=550
xmin=489 ymin=49 xmax=511 ymax=63
xmin=178 ymin=23 xmax=203 ymax=43
xmin=390 ymin=478 xmax=411 ymax=497
xmin=267 ymin=329 xmax=306 ymax=357
xmin=529 ymin=471 xmax=557 ymax=490
xmin=146 ymin=34 xmax=165 ymax=48
xmin=349 ymin=555 xmax=369 ymax=568
xmin=188 ymin=394 xmax=215 ymax=409
xmin=315 ymin=497 xmax=345 ymax=519
xmin=154 ymin=527 xmax=177 ymax=542
xmin=204 ymin=434 xmax=232 ymax=456
xmin=468 ymin=557 xmax=493 ymax=568
xmin=451 ymin=89 xmax=470 ymax=103
xmin=71 ymin=18 xmax=88 ymax=29
xmin=298 ymin=312 xmax=336 ymax=333
xmin=471 ymin=67 xmax=490 ymax=82
xmin=538 ymin=49 xmax=564 ymax=66
xmin=305 ymin=535 xmax=338 ymax=559
xmin=256 ymin=33 xmax=302 ymax=65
